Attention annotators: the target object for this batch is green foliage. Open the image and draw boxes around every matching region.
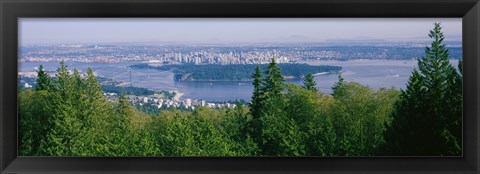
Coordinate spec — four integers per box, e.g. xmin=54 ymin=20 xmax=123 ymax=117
xmin=35 ymin=65 xmax=51 ymax=91
xmin=285 ymin=84 xmax=335 ymax=156
xmin=383 ymin=23 xmax=462 ymax=156
xmin=331 ymin=74 xmax=346 ymax=99
xmin=19 ymin=61 xmax=157 ymax=156
xmin=302 ymin=73 xmax=318 ymax=92
xmin=248 ymin=58 xmax=307 ymax=156
xmin=249 ymin=65 xmax=264 ymax=145
xmin=148 ymin=109 xmax=250 ymax=156
xmin=263 ymin=58 xmax=285 ymax=97
xmin=18 ymin=89 xmax=55 ymax=155
xmin=330 ymin=81 xmax=400 ymax=156
xmin=258 ymin=95 xmax=301 ymax=156
xmin=223 ymin=104 xmax=258 ymax=154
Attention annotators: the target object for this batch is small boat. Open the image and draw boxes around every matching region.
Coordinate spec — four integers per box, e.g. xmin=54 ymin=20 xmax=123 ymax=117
xmin=386 ymin=73 xmax=400 ymax=78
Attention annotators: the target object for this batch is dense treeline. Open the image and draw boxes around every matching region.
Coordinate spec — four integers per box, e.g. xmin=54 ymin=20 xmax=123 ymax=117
xmin=381 ymin=23 xmax=462 ymax=156
xmin=19 ymin=23 xmax=461 ymax=156
xmin=130 ymin=63 xmax=342 ymax=81
xmin=246 ymin=59 xmax=400 ymax=156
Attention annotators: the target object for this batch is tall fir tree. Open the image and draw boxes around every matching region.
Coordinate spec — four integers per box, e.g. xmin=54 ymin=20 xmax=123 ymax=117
xmin=331 ymin=74 xmax=346 ymax=99
xmin=383 ymin=23 xmax=462 ymax=155
xmin=39 ymin=60 xmax=80 ymax=155
xmin=263 ymin=58 xmax=285 ymax=97
xmin=302 ymin=73 xmax=318 ymax=92
xmin=113 ymin=93 xmax=149 ymax=156
xmin=257 ymin=58 xmax=302 ymax=156
xmin=249 ymin=65 xmax=264 ymax=145
xmin=113 ymin=93 xmax=134 ymax=142
xmin=54 ymin=60 xmax=73 ymax=98
xmin=83 ymin=67 xmax=115 ymax=155
xmin=70 ymin=68 xmax=88 ymax=127
xmin=35 ymin=65 xmax=51 ymax=91
xmin=71 ymin=68 xmax=86 ymax=112
xmin=85 ymin=68 xmax=104 ymax=100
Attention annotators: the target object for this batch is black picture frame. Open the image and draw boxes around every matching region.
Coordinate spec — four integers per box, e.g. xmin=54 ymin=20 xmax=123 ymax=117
xmin=1 ymin=0 xmax=479 ymax=173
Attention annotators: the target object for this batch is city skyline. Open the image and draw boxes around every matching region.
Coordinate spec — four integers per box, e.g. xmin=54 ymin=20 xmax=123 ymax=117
xmin=19 ymin=18 xmax=461 ymax=45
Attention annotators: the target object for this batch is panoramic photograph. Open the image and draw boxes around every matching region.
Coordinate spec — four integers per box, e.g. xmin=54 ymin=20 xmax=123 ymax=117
xmin=18 ymin=18 xmax=462 ymax=156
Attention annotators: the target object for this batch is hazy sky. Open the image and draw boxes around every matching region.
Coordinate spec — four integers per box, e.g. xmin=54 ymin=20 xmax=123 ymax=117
xmin=19 ymin=18 xmax=462 ymax=45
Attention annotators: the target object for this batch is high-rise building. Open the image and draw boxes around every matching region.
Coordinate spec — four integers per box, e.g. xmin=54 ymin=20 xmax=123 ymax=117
xmin=185 ymin=98 xmax=192 ymax=108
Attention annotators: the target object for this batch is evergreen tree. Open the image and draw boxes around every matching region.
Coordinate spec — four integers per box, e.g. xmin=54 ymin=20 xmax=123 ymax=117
xmin=72 ymin=69 xmax=84 ymax=90
xmin=249 ymin=65 xmax=264 ymax=145
xmin=383 ymin=23 xmax=462 ymax=155
xmin=302 ymin=73 xmax=317 ymax=92
xmin=71 ymin=68 xmax=86 ymax=118
xmin=250 ymin=66 xmax=264 ymax=117
xmin=35 ymin=65 xmax=51 ymax=91
xmin=85 ymin=68 xmax=104 ymax=100
xmin=83 ymin=67 xmax=115 ymax=155
xmin=249 ymin=58 xmax=289 ymax=155
xmin=331 ymin=74 xmax=346 ymax=99
xmin=263 ymin=58 xmax=285 ymax=97
xmin=257 ymin=58 xmax=301 ymax=156
xmin=39 ymin=60 xmax=83 ymax=156
xmin=110 ymin=93 xmax=134 ymax=155
xmin=382 ymin=70 xmax=428 ymax=155
xmin=54 ymin=60 xmax=73 ymax=98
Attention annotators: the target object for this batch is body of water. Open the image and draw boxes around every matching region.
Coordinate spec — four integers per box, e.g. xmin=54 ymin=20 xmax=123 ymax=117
xmin=19 ymin=59 xmax=460 ymax=102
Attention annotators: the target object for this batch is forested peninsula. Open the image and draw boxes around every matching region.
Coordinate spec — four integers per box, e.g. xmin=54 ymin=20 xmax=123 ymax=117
xmin=129 ymin=63 xmax=342 ymax=81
